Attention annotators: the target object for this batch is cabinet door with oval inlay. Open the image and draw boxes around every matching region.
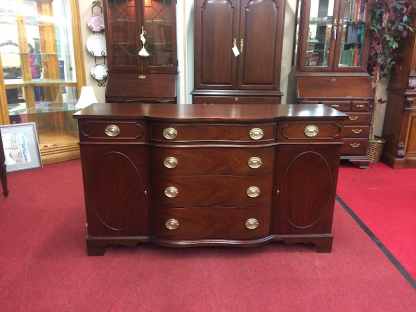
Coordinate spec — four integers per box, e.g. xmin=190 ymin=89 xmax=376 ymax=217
xmin=272 ymin=144 xmax=342 ymax=234
xmin=79 ymin=144 xmax=150 ymax=236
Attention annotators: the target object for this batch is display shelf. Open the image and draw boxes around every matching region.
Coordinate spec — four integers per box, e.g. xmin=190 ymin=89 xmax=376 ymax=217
xmin=8 ymin=102 xmax=77 ymax=115
xmin=4 ymin=78 xmax=77 ymax=88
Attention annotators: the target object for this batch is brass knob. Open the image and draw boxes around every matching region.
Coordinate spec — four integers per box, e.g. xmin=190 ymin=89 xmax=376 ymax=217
xmin=164 ymin=186 xmax=178 ymax=198
xmin=105 ymin=125 xmax=120 ymax=137
xmin=304 ymin=125 xmax=319 ymax=137
xmin=235 ymin=97 xmax=238 ymax=101
xmin=164 ymin=157 xmax=178 ymax=169
xmin=165 ymin=219 xmax=179 ymax=230
xmin=163 ymin=127 xmax=177 ymax=140
xmin=249 ymin=128 xmax=264 ymax=140
xmin=247 ymin=186 xmax=260 ymax=198
xmin=248 ymin=157 xmax=262 ymax=169
xmin=246 ymin=218 xmax=259 ymax=230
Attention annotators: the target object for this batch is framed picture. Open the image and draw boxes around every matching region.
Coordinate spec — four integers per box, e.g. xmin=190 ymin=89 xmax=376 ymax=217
xmin=0 ymin=123 xmax=42 ymax=173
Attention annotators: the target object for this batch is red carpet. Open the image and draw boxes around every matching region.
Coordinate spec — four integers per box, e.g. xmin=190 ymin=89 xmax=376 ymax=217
xmin=337 ymin=161 xmax=416 ymax=280
xmin=1 ymin=160 xmax=416 ymax=311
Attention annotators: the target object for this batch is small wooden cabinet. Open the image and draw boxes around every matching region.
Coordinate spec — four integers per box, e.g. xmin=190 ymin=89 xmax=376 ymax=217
xmin=103 ymin=0 xmax=177 ymax=103
xmin=192 ymin=0 xmax=285 ymax=104
xmin=381 ymin=11 xmax=416 ymax=169
xmin=74 ymin=103 xmax=347 ymax=256
xmin=289 ymin=0 xmax=374 ymax=169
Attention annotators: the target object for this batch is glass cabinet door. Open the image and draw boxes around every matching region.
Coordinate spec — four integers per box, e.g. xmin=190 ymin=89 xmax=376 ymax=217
xmin=298 ymin=0 xmax=338 ymax=71
xmin=334 ymin=0 xmax=369 ymax=70
xmin=143 ymin=0 xmax=176 ymax=71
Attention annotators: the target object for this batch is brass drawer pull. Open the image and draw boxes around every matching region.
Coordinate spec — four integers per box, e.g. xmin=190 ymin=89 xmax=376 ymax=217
xmin=304 ymin=125 xmax=319 ymax=137
xmin=165 ymin=219 xmax=179 ymax=230
xmin=248 ymin=157 xmax=262 ymax=169
xmin=235 ymin=97 xmax=238 ymax=102
xmin=139 ymin=75 xmax=146 ymax=79
xmin=349 ymin=116 xmax=358 ymax=121
xmin=246 ymin=218 xmax=259 ymax=230
xmin=250 ymin=128 xmax=264 ymax=140
xmin=105 ymin=125 xmax=120 ymax=137
xmin=350 ymin=143 xmax=360 ymax=148
xmin=163 ymin=127 xmax=177 ymax=140
xmin=164 ymin=186 xmax=178 ymax=198
xmin=352 ymin=129 xmax=362 ymax=134
xmin=356 ymin=104 xmax=365 ymax=108
xmin=331 ymin=104 xmax=339 ymax=108
xmin=164 ymin=157 xmax=178 ymax=169
xmin=247 ymin=186 xmax=260 ymax=198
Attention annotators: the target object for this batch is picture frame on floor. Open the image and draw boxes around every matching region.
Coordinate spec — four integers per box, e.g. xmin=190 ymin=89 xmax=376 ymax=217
xmin=0 ymin=122 xmax=42 ymax=173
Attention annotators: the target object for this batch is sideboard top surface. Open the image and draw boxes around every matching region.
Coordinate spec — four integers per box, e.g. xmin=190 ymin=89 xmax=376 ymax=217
xmin=73 ymin=104 xmax=347 ymax=121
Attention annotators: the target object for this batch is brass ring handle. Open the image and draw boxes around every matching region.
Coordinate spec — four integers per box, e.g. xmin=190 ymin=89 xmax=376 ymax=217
xmin=245 ymin=218 xmax=259 ymax=230
xmin=304 ymin=125 xmax=319 ymax=137
xmin=352 ymin=129 xmax=362 ymax=134
xmin=164 ymin=186 xmax=178 ymax=198
xmin=247 ymin=186 xmax=260 ymax=198
xmin=249 ymin=128 xmax=264 ymax=140
xmin=164 ymin=157 xmax=178 ymax=169
xmin=165 ymin=219 xmax=179 ymax=230
xmin=248 ymin=157 xmax=262 ymax=169
xmin=350 ymin=143 xmax=360 ymax=148
xmin=105 ymin=125 xmax=120 ymax=137
xmin=349 ymin=116 xmax=358 ymax=120
xmin=163 ymin=127 xmax=177 ymax=140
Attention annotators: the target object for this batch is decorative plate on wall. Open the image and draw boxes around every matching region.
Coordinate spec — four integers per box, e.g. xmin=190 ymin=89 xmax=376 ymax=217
xmin=87 ymin=12 xmax=105 ymax=31
xmin=86 ymin=34 xmax=106 ymax=56
xmin=90 ymin=63 xmax=108 ymax=80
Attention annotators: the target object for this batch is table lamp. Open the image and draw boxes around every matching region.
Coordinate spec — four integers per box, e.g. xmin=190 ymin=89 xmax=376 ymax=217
xmin=75 ymin=86 xmax=98 ymax=109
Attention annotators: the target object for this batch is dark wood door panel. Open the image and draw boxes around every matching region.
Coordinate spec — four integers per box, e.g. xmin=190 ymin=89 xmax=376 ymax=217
xmin=149 ymin=146 xmax=275 ymax=176
xmin=152 ymin=205 xmax=271 ymax=240
xmin=150 ymin=174 xmax=274 ymax=208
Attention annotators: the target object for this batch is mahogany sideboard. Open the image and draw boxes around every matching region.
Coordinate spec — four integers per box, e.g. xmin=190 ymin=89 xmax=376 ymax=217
xmin=73 ymin=103 xmax=347 ymax=256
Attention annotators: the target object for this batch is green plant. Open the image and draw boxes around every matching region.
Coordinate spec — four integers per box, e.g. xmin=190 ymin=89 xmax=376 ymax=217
xmin=367 ymin=0 xmax=413 ymax=140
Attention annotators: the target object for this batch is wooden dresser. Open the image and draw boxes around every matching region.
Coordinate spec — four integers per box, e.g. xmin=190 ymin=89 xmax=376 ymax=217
xmin=73 ymin=104 xmax=347 ymax=256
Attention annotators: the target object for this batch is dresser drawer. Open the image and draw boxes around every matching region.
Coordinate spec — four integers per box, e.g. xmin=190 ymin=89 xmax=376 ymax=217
xmin=150 ymin=146 xmax=275 ymax=176
xmin=345 ymin=112 xmax=372 ymax=125
xmin=344 ymin=125 xmax=370 ymax=138
xmin=78 ymin=120 xmax=146 ymax=142
xmin=342 ymin=138 xmax=368 ymax=155
xmin=321 ymin=101 xmax=351 ymax=112
xmin=152 ymin=205 xmax=271 ymax=240
xmin=151 ymin=174 xmax=274 ymax=208
xmin=150 ymin=123 xmax=276 ymax=143
xmin=193 ymin=96 xmax=280 ymax=104
xmin=352 ymin=101 xmax=370 ymax=112
xmin=277 ymin=122 xmax=343 ymax=142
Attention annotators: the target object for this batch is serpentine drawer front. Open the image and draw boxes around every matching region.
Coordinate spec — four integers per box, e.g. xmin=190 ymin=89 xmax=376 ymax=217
xmin=73 ymin=103 xmax=347 ymax=256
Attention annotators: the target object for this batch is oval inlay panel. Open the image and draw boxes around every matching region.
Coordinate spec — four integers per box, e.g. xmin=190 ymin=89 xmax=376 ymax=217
xmin=89 ymin=152 xmax=142 ymax=230
xmin=280 ymin=152 xmax=332 ymax=228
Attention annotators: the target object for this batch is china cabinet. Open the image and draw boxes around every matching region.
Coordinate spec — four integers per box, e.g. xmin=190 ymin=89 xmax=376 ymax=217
xmin=103 ymin=0 xmax=177 ymax=103
xmin=74 ymin=103 xmax=347 ymax=256
xmin=192 ymin=0 xmax=285 ymax=104
xmin=289 ymin=0 xmax=374 ymax=169
xmin=381 ymin=10 xmax=416 ymax=169
xmin=0 ymin=0 xmax=86 ymax=164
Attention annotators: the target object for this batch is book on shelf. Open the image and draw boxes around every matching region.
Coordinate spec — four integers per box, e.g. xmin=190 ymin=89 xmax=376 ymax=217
xmin=353 ymin=49 xmax=359 ymax=66
xmin=356 ymin=0 xmax=362 ymax=21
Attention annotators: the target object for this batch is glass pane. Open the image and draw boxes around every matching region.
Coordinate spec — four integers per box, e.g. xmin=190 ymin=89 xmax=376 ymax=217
xmin=107 ymin=0 xmax=138 ymax=66
xmin=338 ymin=0 xmax=367 ymax=67
xmin=305 ymin=0 xmax=335 ymax=67
xmin=144 ymin=0 xmax=174 ymax=67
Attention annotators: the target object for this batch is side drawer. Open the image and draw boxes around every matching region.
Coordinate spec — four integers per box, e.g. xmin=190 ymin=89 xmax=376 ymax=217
xmin=106 ymin=73 xmax=177 ymax=99
xmin=150 ymin=146 xmax=275 ymax=176
xmin=78 ymin=120 xmax=146 ymax=142
xmin=193 ymin=96 xmax=281 ymax=104
xmin=321 ymin=101 xmax=351 ymax=112
xmin=342 ymin=138 xmax=368 ymax=155
xmin=150 ymin=123 xmax=276 ymax=143
xmin=277 ymin=121 xmax=343 ymax=142
xmin=344 ymin=125 xmax=370 ymax=138
xmin=345 ymin=112 xmax=372 ymax=125
xmin=152 ymin=205 xmax=271 ymax=240
xmin=150 ymin=174 xmax=274 ymax=208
